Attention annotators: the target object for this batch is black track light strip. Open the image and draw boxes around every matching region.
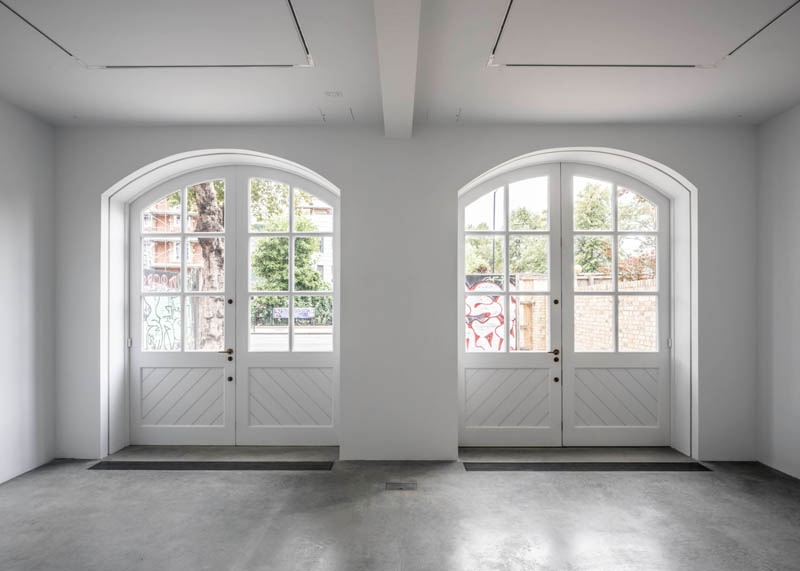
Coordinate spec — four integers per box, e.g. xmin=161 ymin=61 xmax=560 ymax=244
xmin=0 ymin=0 xmax=73 ymax=57
xmin=506 ymin=63 xmax=696 ymax=69
xmin=490 ymin=0 xmax=514 ymax=57
xmin=727 ymin=0 xmax=800 ymax=56
xmin=286 ymin=0 xmax=311 ymax=57
xmin=1 ymin=0 xmax=312 ymax=69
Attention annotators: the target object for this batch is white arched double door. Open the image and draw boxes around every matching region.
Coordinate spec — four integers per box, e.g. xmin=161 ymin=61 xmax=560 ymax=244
xmin=459 ymin=164 xmax=670 ymax=446
xmin=130 ymin=166 xmax=339 ymax=445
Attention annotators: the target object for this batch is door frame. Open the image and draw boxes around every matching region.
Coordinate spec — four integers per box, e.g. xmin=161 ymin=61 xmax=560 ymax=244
xmin=457 ymin=151 xmax=695 ymax=454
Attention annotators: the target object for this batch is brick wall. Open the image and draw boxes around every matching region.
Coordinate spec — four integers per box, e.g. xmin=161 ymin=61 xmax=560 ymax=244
xmin=514 ymin=274 xmax=657 ymax=352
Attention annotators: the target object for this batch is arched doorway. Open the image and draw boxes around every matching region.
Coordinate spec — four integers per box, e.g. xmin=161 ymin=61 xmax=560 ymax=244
xmin=101 ymin=151 xmax=341 ymax=452
xmin=457 ymin=149 xmax=697 ymax=454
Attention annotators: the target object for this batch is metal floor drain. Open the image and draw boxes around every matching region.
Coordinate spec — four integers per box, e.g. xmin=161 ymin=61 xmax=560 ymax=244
xmin=385 ymin=481 xmax=417 ymax=490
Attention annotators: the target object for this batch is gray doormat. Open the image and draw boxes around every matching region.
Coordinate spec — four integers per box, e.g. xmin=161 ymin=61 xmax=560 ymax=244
xmin=463 ymin=462 xmax=709 ymax=472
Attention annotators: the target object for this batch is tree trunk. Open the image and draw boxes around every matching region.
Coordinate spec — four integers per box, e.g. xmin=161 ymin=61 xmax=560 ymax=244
xmin=190 ymin=182 xmax=225 ymax=350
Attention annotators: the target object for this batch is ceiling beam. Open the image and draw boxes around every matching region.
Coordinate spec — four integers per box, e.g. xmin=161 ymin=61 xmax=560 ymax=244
xmin=373 ymin=0 xmax=421 ymax=138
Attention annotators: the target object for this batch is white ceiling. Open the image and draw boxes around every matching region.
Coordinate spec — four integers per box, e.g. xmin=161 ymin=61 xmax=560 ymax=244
xmin=494 ymin=0 xmax=787 ymax=66
xmin=416 ymin=0 xmax=800 ymax=125
xmin=0 ymin=0 xmax=382 ymax=125
xmin=0 ymin=0 xmax=799 ymax=129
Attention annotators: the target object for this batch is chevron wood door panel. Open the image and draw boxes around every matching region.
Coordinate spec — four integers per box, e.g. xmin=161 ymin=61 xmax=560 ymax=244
xmin=248 ymin=367 xmax=333 ymax=427
xmin=573 ymin=368 xmax=658 ymax=427
xmin=465 ymin=368 xmax=551 ymax=428
xmin=140 ymin=367 xmax=225 ymax=426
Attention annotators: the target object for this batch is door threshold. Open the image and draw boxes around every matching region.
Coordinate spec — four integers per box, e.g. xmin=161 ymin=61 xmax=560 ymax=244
xmin=458 ymin=446 xmax=692 ymax=463
xmin=107 ymin=445 xmax=339 ymax=463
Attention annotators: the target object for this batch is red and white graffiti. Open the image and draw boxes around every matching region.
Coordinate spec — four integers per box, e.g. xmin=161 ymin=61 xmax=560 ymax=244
xmin=464 ymin=282 xmax=503 ymax=351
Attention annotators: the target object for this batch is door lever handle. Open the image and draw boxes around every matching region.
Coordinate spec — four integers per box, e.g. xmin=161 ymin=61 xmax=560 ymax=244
xmin=218 ymin=348 xmax=234 ymax=355
xmin=547 ymin=349 xmax=560 ymax=355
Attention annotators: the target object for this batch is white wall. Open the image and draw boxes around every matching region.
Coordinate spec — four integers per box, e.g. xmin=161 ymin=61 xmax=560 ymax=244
xmin=757 ymin=103 xmax=800 ymax=479
xmin=0 ymin=99 xmax=56 ymax=483
xmin=54 ymin=123 xmax=757 ymax=461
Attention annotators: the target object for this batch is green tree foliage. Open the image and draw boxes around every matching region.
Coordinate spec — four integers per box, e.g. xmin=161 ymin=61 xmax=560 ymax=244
xmin=617 ymin=189 xmax=656 ymax=231
xmin=574 ymin=183 xmax=612 ymax=274
xmin=465 ymin=223 xmax=504 ymax=282
xmin=248 ymin=180 xmax=332 ymax=327
xmin=509 ymin=208 xmax=547 ymax=275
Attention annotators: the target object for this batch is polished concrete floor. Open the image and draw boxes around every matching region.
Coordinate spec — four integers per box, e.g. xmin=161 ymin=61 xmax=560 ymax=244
xmin=1 ymin=448 xmax=799 ymax=570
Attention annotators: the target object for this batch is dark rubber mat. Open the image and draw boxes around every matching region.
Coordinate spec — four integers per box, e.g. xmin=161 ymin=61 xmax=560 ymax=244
xmin=463 ymin=462 xmax=710 ymax=472
xmin=89 ymin=461 xmax=333 ymax=471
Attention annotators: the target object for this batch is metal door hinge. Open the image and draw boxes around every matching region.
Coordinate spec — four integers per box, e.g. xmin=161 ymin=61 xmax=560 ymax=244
xmin=127 ymin=337 xmax=132 ymax=348
xmin=667 ymin=337 xmax=673 ymax=349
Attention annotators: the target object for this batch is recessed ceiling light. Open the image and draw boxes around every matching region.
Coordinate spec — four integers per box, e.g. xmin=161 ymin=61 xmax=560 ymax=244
xmin=325 ymin=91 xmax=343 ymax=98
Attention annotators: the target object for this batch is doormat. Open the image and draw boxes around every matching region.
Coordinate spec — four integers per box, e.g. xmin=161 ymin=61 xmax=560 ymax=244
xmin=89 ymin=461 xmax=334 ymax=471
xmin=463 ymin=462 xmax=710 ymax=472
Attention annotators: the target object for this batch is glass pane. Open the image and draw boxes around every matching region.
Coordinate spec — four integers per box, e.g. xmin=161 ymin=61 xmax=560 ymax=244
xmin=574 ymin=295 xmax=614 ymax=352
xmin=142 ymin=239 xmax=181 ymax=292
xmin=250 ymin=237 xmax=289 ymax=291
xmin=573 ymin=176 xmax=613 ymax=231
xmin=249 ymin=296 xmax=289 ymax=352
xmin=294 ymin=189 xmax=334 ymax=232
xmin=185 ymin=296 xmax=225 ymax=352
xmin=249 ymin=179 xmax=289 ymax=232
xmin=509 ymin=235 xmax=548 ymax=291
xmin=510 ymin=295 xmax=549 ymax=352
xmin=294 ymin=296 xmax=333 ymax=352
xmin=617 ymin=187 xmax=656 ymax=231
xmin=465 ymin=235 xmax=505 ymax=290
xmin=509 ymin=177 xmax=548 ymax=230
xmin=618 ymin=295 xmax=658 ymax=352
xmin=465 ymin=294 xmax=505 ymax=352
xmin=142 ymin=296 xmax=181 ymax=351
xmin=465 ymin=187 xmax=504 ymax=231
xmin=142 ymin=190 xmax=181 ymax=233
xmin=186 ymin=237 xmax=224 ymax=292
xmin=618 ymin=235 xmax=656 ymax=291
xmin=294 ymin=236 xmax=333 ymax=291
xmin=574 ymin=235 xmax=613 ymax=291
xmin=186 ymin=180 xmax=225 ymax=232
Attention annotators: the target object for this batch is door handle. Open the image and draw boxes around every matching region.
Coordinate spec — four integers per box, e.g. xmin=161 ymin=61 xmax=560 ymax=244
xmin=548 ymin=349 xmax=560 ymax=355
xmin=218 ymin=348 xmax=234 ymax=355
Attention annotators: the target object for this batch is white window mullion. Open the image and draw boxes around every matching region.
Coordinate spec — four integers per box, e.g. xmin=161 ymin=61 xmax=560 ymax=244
xmin=180 ymin=186 xmax=187 ymax=352
xmin=503 ymin=185 xmax=510 ymax=351
xmin=288 ymin=186 xmax=295 ymax=353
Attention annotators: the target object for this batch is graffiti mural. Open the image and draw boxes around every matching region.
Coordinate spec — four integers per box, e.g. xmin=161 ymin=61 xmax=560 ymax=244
xmin=143 ymin=296 xmax=182 ymax=351
xmin=464 ymin=282 xmax=506 ymax=351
